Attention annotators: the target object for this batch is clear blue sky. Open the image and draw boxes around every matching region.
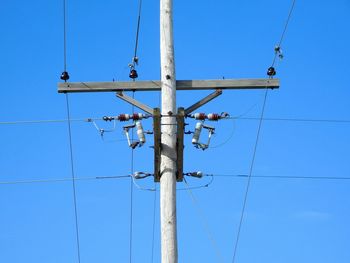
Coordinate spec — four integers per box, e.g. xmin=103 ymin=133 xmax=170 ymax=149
xmin=1 ymin=0 xmax=350 ymax=262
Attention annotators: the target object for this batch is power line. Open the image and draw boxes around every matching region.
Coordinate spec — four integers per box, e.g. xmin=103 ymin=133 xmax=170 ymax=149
xmin=229 ymin=117 xmax=350 ymax=124
xmin=277 ymin=0 xmax=297 ymax=48
xmin=151 ymin=183 xmax=157 ymax=263
xmin=0 ymin=118 xmax=92 ymax=125
xmin=2 ymin=173 xmax=349 ymax=186
xmin=2 ymin=116 xmax=350 ymax=126
xmin=129 ymin=91 xmax=136 ymax=263
xmin=0 ymin=175 xmax=130 ymax=185
xmin=65 ymin=94 xmax=81 ymax=263
xmin=210 ymin=174 xmax=350 ymax=181
xmin=62 ymin=0 xmax=68 ymax=72
xmin=133 ymin=0 xmax=143 ymax=60
xmin=183 ymin=177 xmax=225 ymax=263
xmin=271 ymin=0 xmax=297 ymax=67
xmin=232 ymin=89 xmax=269 ymax=263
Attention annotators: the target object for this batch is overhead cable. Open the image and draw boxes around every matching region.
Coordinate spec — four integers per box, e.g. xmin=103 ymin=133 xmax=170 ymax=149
xmin=0 ymin=175 xmax=130 ymax=185
xmin=228 ymin=116 xmax=350 ymax=124
xmin=2 ymin=116 xmax=350 ymax=126
xmin=183 ymin=177 xmax=225 ymax=263
xmin=65 ymin=94 xmax=81 ymax=263
xmin=232 ymin=89 xmax=269 ymax=263
xmin=268 ymin=0 xmax=297 ymax=76
xmin=211 ymin=174 xmax=350 ymax=180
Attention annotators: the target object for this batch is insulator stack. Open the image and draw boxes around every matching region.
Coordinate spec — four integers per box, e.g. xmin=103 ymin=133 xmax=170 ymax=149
xmin=102 ymin=113 xmax=149 ymax=122
xmin=131 ymin=113 xmax=144 ymax=120
xmin=193 ymin=113 xmax=207 ymax=120
xmin=190 ymin=112 xmax=229 ymax=121
xmin=207 ymin=113 xmax=219 ymax=121
xmin=118 ymin=114 xmax=130 ymax=121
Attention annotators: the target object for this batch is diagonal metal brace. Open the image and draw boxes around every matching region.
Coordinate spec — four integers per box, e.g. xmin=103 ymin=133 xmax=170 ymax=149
xmin=184 ymin=89 xmax=223 ymax=115
xmin=116 ymin=92 xmax=153 ymax=115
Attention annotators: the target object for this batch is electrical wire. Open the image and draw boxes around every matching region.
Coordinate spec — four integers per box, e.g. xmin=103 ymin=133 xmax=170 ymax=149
xmin=271 ymin=0 xmax=297 ymax=67
xmin=2 ymin=173 xmax=349 ymax=186
xmin=63 ymin=0 xmax=68 ymax=72
xmin=227 ymin=116 xmax=350 ymax=124
xmin=210 ymin=119 xmax=236 ymax=149
xmin=183 ymin=177 xmax=225 ymax=263
xmin=2 ymin=116 xmax=350 ymax=126
xmin=151 ymin=183 xmax=157 ymax=263
xmin=0 ymin=118 xmax=95 ymax=125
xmin=65 ymin=94 xmax=81 ymax=263
xmin=129 ymin=91 xmax=136 ymax=263
xmin=91 ymin=119 xmax=117 ymax=139
xmin=133 ymin=0 xmax=143 ymax=62
xmin=232 ymin=89 xmax=269 ymax=263
xmin=129 ymin=154 xmax=134 ymax=263
xmin=278 ymin=0 xmax=297 ymax=49
xmin=131 ymin=175 xmax=156 ymax=191
xmin=0 ymin=175 xmax=130 ymax=185
xmin=208 ymin=100 xmax=259 ymax=148
xmin=210 ymin=174 xmax=350 ymax=180
xmin=177 ymin=175 xmax=215 ymax=191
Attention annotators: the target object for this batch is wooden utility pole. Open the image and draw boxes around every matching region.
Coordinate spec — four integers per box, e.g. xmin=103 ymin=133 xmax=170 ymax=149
xmin=159 ymin=0 xmax=178 ymax=262
xmin=58 ymin=2 xmax=280 ymax=262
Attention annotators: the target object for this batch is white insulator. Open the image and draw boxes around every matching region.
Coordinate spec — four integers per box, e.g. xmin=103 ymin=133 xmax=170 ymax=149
xmin=134 ymin=171 xmax=142 ymax=179
xmin=192 ymin=122 xmax=203 ymax=144
xmin=190 ymin=171 xmax=203 ymax=178
xmin=136 ymin=121 xmax=146 ymax=145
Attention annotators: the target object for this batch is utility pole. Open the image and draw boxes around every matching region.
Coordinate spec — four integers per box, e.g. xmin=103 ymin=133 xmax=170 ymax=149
xmin=159 ymin=0 xmax=178 ymax=261
xmin=58 ymin=2 xmax=280 ymax=262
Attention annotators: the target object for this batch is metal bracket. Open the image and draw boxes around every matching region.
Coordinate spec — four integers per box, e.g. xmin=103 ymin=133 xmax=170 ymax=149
xmin=116 ymin=92 xmax=154 ymax=115
xmin=153 ymin=108 xmax=161 ymax=182
xmin=192 ymin=123 xmax=215 ymax=150
xmin=176 ymin=107 xmax=185 ymax=182
xmin=123 ymin=121 xmax=146 ymax=149
xmin=184 ymin=89 xmax=222 ymax=115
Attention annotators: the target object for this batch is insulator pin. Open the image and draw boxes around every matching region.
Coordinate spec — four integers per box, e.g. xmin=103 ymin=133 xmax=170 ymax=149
xmin=60 ymin=71 xmax=70 ymax=81
xmin=129 ymin=69 xmax=138 ymax=79
xmin=267 ymin=66 xmax=276 ymax=77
